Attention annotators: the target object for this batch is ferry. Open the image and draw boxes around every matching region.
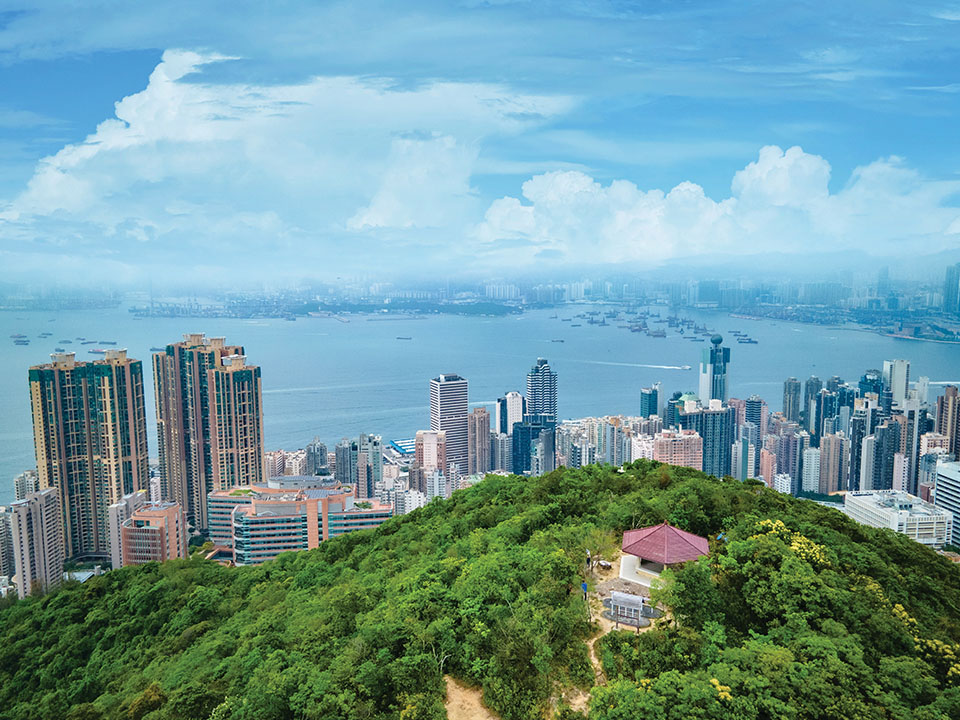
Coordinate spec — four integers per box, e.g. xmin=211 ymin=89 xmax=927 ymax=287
xmin=150 ymin=347 xmax=165 ymax=352
xmin=59 ymin=340 xmax=72 ymax=344
xmin=396 ymin=336 xmax=413 ymax=340
xmin=55 ymin=347 xmax=65 ymax=352
xmin=648 ymin=329 xmax=667 ymax=338
xmin=551 ymin=339 xmax=565 ymax=343
xmin=88 ymin=349 xmax=107 ymax=354
xmin=14 ymin=339 xmax=29 ymax=345
xmin=737 ymin=337 xmax=758 ymax=344
xmin=98 ymin=340 xmax=117 ymax=345
xmin=571 ymin=324 xmax=582 ymax=328
xmin=10 ymin=333 xmax=26 ymax=338
xmin=680 ymin=365 xmax=692 ymax=370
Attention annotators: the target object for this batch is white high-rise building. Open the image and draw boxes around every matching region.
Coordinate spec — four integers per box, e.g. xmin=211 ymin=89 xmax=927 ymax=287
xmin=13 ymin=470 xmax=39 ymax=502
xmin=430 ymin=375 xmax=469 ymax=477
xmin=10 ymin=488 xmax=64 ymax=599
xmin=883 ymin=359 xmax=910 ymax=408
xmin=495 ymin=391 xmax=526 ymax=435
xmin=773 ymin=473 xmax=793 ymax=495
xmin=934 ymin=461 xmax=960 ymax=546
xmin=801 ymin=448 xmax=821 ymax=493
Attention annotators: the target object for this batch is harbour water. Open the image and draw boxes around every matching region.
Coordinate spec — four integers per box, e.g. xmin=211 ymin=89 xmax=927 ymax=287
xmin=3 ymin=304 xmax=960 ymax=506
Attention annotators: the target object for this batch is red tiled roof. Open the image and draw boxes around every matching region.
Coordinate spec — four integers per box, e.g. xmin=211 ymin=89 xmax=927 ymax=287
xmin=621 ymin=523 xmax=709 ymax=565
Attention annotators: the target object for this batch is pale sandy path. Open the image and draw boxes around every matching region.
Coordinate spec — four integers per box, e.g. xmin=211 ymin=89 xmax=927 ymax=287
xmin=445 ymin=675 xmax=498 ymax=720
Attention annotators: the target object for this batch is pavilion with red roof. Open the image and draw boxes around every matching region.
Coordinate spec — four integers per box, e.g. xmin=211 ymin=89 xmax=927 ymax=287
xmin=619 ymin=523 xmax=709 ymax=586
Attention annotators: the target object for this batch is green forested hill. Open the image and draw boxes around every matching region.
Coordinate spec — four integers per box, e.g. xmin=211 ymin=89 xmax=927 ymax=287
xmin=1 ymin=462 xmax=959 ymax=720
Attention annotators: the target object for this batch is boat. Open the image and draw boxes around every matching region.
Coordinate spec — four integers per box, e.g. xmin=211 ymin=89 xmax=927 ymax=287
xmin=396 ymin=336 xmax=413 ymax=340
xmin=14 ymin=339 xmax=29 ymax=345
xmin=55 ymin=347 xmax=65 ymax=352
xmin=59 ymin=340 xmax=72 ymax=344
xmin=88 ymin=349 xmax=107 ymax=354
xmin=10 ymin=333 xmax=26 ymax=338
xmin=737 ymin=337 xmax=758 ymax=344
xmin=681 ymin=365 xmax=692 ymax=370
xmin=561 ymin=318 xmax=572 ymax=322
xmin=551 ymin=339 xmax=565 ymax=343
xmin=571 ymin=324 xmax=582 ymax=327
xmin=150 ymin=347 xmax=165 ymax=352
xmin=98 ymin=340 xmax=117 ymax=345
xmin=648 ymin=329 xmax=666 ymax=338
xmin=76 ymin=337 xmax=85 ymax=340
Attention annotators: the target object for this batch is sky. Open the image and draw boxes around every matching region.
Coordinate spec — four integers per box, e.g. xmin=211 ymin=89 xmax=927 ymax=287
xmin=1 ymin=0 xmax=959 ymax=285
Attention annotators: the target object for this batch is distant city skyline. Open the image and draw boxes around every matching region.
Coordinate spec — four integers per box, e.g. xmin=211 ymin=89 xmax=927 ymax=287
xmin=1 ymin=2 xmax=959 ymax=283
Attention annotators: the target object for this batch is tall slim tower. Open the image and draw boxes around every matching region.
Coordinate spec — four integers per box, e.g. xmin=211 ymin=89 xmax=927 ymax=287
xmin=10 ymin=488 xmax=64 ymax=598
xmin=153 ymin=334 xmax=244 ymax=531
xmin=29 ymin=350 xmax=148 ymax=559
xmin=526 ymin=358 xmax=558 ymax=419
xmin=467 ymin=407 xmax=491 ymax=475
xmin=698 ymin=336 xmax=730 ymax=403
xmin=782 ymin=377 xmax=801 ymax=423
xmin=882 ymin=359 xmax=910 ymax=409
xmin=430 ymin=374 xmax=469 ymax=476
xmin=207 ymin=354 xmax=265 ymax=493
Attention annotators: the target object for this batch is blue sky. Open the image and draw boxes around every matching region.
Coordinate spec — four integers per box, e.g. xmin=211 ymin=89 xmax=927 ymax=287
xmin=0 ymin=1 xmax=959 ymax=284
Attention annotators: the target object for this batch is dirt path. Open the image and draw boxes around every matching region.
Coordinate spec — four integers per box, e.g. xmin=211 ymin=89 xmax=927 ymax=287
xmin=444 ymin=675 xmax=498 ymax=720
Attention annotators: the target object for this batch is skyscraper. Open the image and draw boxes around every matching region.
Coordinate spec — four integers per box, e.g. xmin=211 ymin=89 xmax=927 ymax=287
xmin=698 ymin=335 xmax=730 ymax=403
xmin=10 ymin=488 xmax=64 ymax=599
xmin=153 ymin=334 xmax=244 ymax=530
xmin=883 ymin=359 xmax=910 ymax=409
xmin=29 ymin=350 xmax=148 ymax=559
xmin=334 ymin=434 xmax=382 ymax=499
xmin=818 ymin=433 xmax=850 ymax=494
xmin=678 ymin=400 xmax=737 ymax=479
xmin=803 ymin=375 xmax=822 ymax=430
xmin=526 ymin=358 xmax=558 ymax=419
xmin=937 ymin=385 xmax=960 ymax=456
xmin=208 ymin=354 xmax=265 ymax=492
xmin=495 ymin=391 xmax=525 ymax=435
xmin=782 ymin=378 xmax=801 ymax=423
xmin=859 ymin=369 xmax=883 ymax=397
xmin=13 ymin=470 xmax=39 ymax=502
xmin=430 ymin=374 xmax=469 ymax=476
xmin=467 ymin=407 xmax=491 ymax=475
xmin=640 ymin=383 xmax=660 ymax=418
xmin=943 ymin=262 xmax=960 ymax=316
xmin=512 ymin=414 xmax=556 ymax=475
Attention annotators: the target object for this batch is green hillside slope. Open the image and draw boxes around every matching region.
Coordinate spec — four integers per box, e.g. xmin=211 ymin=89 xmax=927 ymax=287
xmin=1 ymin=462 xmax=958 ymax=720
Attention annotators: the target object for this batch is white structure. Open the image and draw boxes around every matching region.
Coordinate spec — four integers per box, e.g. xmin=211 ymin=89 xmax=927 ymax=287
xmin=860 ymin=436 xmax=877 ymax=491
xmin=801 ymin=448 xmax=821 ymax=492
xmin=631 ymin=435 xmax=654 ymax=461
xmin=934 ymin=461 xmax=960 ymax=546
xmin=429 ymin=374 xmax=469 ymax=477
xmin=844 ymin=491 xmax=953 ymax=549
xmin=13 ymin=470 xmax=39 ymax=502
xmin=773 ymin=473 xmax=793 ymax=495
xmin=893 ymin=453 xmax=909 ymax=493
xmin=10 ymin=488 xmax=64 ymax=599
xmin=883 ymin=359 xmax=910 ymax=408
xmin=496 ymin=391 xmax=525 ymax=435
xmin=107 ymin=490 xmax=147 ymax=569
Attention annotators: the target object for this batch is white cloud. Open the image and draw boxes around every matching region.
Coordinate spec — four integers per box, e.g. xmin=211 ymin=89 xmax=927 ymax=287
xmin=0 ymin=49 xmax=572 ymax=280
xmin=474 ymin=145 xmax=960 ymax=267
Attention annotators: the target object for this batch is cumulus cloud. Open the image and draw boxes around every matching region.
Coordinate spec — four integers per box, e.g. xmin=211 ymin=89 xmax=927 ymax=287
xmin=474 ymin=145 xmax=960 ymax=267
xmin=0 ymin=49 xmax=571 ymax=282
